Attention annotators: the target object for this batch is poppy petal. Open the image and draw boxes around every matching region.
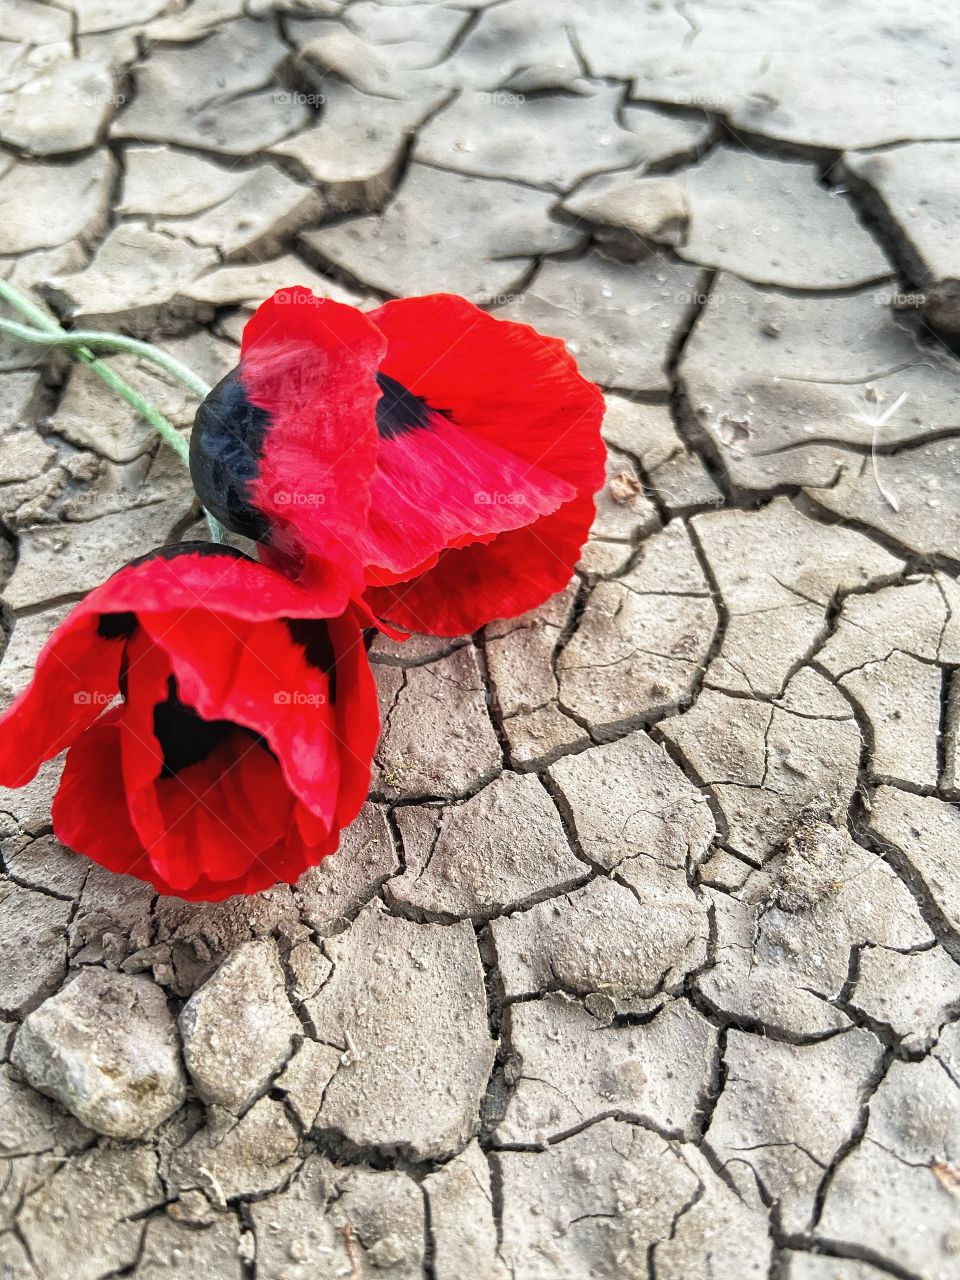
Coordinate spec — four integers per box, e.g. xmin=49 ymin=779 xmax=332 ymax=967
xmin=0 ymin=611 xmax=128 ymax=788
xmin=358 ymin=403 xmax=576 ymax=577
xmin=362 ymin=293 xmax=605 ymax=633
xmin=145 ymin=738 xmax=294 ymax=892
xmin=327 ymin=607 xmax=380 ymax=832
xmin=191 ymin=289 xmax=387 ymax=590
xmin=134 ymin=610 xmax=343 ymax=827
xmin=369 ymin=294 xmax=605 ymax=493
xmin=163 ymin=827 xmax=316 ymax=903
xmin=365 ymin=492 xmax=597 ymax=635
xmin=51 ymin=710 xmax=147 ymax=878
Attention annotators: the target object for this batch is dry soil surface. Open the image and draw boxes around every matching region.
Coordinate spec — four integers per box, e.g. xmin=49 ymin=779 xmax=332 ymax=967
xmin=1 ymin=2 xmax=960 ymax=1278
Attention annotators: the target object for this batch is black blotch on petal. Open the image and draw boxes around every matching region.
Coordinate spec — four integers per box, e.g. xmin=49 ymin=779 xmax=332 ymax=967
xmin=125 ymin=542 xmax=253 ymax=570
xmin=118 ymin=645 xmax=130 ymax=703
xmin=285 ymin=618 xmax=337 ymax=703
xmin=190 ymin=367 xmax=272 ymax=541
xmin=375 ymin=372 xmax=440 ymax=440
xmin=97 ymin=611 xmax=137 ymax=640
xmin=152 ymin=675 xmax=261 ymax=778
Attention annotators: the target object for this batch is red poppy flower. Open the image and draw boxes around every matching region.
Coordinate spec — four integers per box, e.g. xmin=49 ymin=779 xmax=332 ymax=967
xmin=0 ymin=544 xmax=378 ymax=901
xmin=190 ymin=290 xmax=605 ymax=635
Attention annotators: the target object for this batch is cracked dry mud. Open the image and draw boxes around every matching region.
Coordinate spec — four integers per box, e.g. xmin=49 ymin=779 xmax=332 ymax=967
xmin=1 ymin=2 xmax=960 ymax=1278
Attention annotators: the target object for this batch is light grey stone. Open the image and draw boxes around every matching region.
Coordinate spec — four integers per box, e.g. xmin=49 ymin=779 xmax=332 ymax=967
xmin=3 ymin=834 xmax=86 ymax=900
xmin=0 ymin=370 xmax=50 ymax=450
xmin=484 ymin=583 xmax=588 ymax=769
xmin=69 ymin=864 xmax=154 ymax=968
xmin=818 ymin=577 xmax=951 ymax=674
xmin=0 ymin=243 xmax=87 ymax=372
xmin=369 ymin=632 xmax=469 ymax=668
xmin=54 ymin=0 xmax=169 ymax=35
xmin=697 ymin=819 xmax=932 ymax=1038
xmin=601 ymin=395 xmax=722 ymax=515
xmin=151 ymin=885 xmax=300 ymax=996
xmin=0 ymin=429 xmax=54 ymax=494
xmin=50 ymin=331 xmax=234 ymax=465
xmin=170 ymin=1098 xmax=301 ymax=1202
xmin=271 ymin=81 xmax=432 ymax=214
xmin=558 ymin=525 xmax=718 ymax=731
xmin=783 ymin=1254 xmax=893 ymax=1280
xmin=676 ymin=149 xmax=889 ymax=288
xmin=285 ymin=937 xmax=332 ymax=1005
xmin=112 ymin=19 xmax=309 ymax=154
xmin=12 ymin=969 xmax=184 ymax=1138
xmin=133 ymin=1214 xmax=244 ymax=1280
xmin=851 ymin=944 xmax=960 ymax=1052
xmin=4 ymin=497 xmax=196 ymax=611
xmin=679 ymin=275 xmax=960 ymax=495
xmin=117 ymin=146 xmax=248 ymax=219
xmin=840 ymin=649 xmax=941 ymax=789
xmin=0 ymin=1061 xmax=90 ymax=1156
xmin=179 ymin=939 xmax=302 ymax=1114
xmin=157 ymin=163 xmax=320 ymax=262
xmin=448 ymin=0 xmax=586 ymax=94
xmin=660 ymin=679 xmax=862 ymax=866
xmin=498 ymin=701 xmax=587 ymax=771
xmin=416 ymin=85 xmax=671 ymax=190
xmin=45 ymin=223 xmax=219 ymax=335
xmin=0 ymin=1231 xmax=38 ymax=1279
xmin=580 ymin=443 xmax=659 ymax=576
xmin=180 ymin=255 xmax=366 ymax=313
xmin=810 ymin=437 xmax=960 ymax=563
xmin=0 ymin=0 xmax=71 ymax=43
xmin=563 ymin=172 xmax=691 ymax=260
xmin=273 ymin=1037 xmax=341 ymax=1131
xmin=142 ymin=0 xmax=246 ymax=42
xmin=0 ymin=53 xmax=117 ymax=155
xmin=292 ymin=21 xmax=452 ymax=101
xmin=935 ymin=1020 xmax=960 ymax=1083
xmin=326 ymin=1 xmax=463 ymax=50
xmin=582 ymin=0 xmax=960 ymax=150
xmin=776 ymin=666 xmax=861 ymax=720
xmin=547 ymin=729 xmax=716 ymax=873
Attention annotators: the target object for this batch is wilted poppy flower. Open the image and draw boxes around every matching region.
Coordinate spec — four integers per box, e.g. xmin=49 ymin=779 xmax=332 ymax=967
xmin=190 ymin=289 xmax=605 ymax=635
xmin=0 ymin=544 xmax=378 ymax=901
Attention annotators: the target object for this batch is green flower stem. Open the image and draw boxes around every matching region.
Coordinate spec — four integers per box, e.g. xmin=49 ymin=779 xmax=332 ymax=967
xmin=0 ymin=317 xmax=213 ymax=399
xmin=0 ymin=278 xmax=223 ymax=542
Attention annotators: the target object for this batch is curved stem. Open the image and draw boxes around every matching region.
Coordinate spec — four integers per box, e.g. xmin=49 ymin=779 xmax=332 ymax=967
xmin=0 ymin=317 xmax=213 ymax=399
xmin=0 ymin=278 xmax=224 ymax=542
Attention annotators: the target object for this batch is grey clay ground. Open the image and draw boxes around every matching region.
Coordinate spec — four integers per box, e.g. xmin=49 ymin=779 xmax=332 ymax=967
xmin=1 ymin=1 xmax=960 ymax=1277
